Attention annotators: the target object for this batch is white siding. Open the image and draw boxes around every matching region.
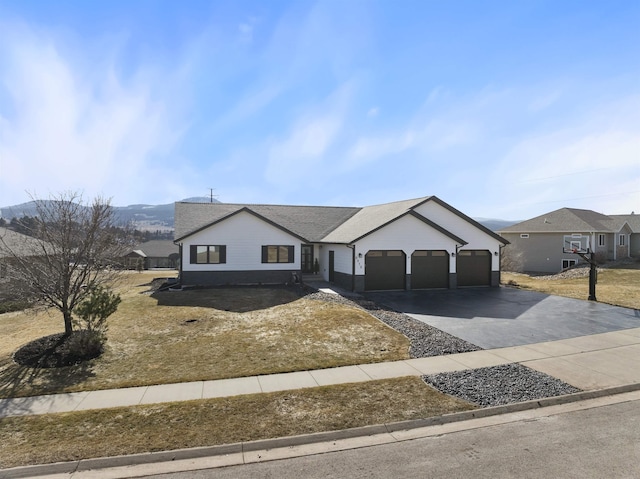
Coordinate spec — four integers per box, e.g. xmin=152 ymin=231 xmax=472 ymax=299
xmin=415 ymin=201 xmax=503 ymax=270
xmin=352 ymin=215 xmax=458 ymax=274
xmin=317 ymin=243 xmax=353 ymax=279
xmin=180 ymin=211 xmax=301 ymax=272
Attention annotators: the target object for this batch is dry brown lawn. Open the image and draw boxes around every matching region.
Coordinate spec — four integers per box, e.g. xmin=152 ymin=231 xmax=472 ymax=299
xmin=0 ymin=377 xmax=475 ymax=470
xmin=0 ymin=272 xmax=410 ymax=398
xmin=502 ymin=264 xmax=640 ymax=310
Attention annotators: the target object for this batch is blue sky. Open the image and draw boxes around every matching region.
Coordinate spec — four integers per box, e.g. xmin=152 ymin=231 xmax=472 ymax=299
xmin=0 ymin=0 xmax=638 ymax=220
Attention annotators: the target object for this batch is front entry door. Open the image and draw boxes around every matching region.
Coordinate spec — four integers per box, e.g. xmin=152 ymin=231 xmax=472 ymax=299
xmin=301 ymin=245 xmax=313 ymax=273
xmin=329 ymin=251 xmax=335 ymax=282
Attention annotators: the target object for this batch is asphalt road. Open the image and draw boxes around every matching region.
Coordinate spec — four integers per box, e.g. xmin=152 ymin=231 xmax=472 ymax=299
xmin=146 ymin=397 xmax=640 ymax=479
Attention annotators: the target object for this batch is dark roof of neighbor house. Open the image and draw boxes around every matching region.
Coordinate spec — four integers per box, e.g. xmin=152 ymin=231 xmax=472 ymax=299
xmin=498 ymin=208 xmax=640 ymax=234
xmin=175 ymin=196 xmax=508 ymax=245
xmin=130 ymin=240 xmax=179 ymax=258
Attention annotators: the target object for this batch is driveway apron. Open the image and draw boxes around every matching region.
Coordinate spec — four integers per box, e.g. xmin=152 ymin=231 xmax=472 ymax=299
xmin=365 ymin=287 xmax=640 ymax=349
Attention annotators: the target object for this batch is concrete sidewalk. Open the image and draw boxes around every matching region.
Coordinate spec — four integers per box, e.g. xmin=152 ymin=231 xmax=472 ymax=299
xmin=2 ymin=327 xmax=640 ymax=419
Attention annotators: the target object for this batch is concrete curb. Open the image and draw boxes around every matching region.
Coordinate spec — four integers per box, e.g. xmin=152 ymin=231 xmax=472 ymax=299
xmin=4 ymin=382 xmax=640 ymax=478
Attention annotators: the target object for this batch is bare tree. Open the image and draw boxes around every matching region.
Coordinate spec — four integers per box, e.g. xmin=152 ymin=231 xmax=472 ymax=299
xmin=0 ymin=192 xmax=132 ymax=336
xmin=501 ymin=245 xmax=524 ymax=273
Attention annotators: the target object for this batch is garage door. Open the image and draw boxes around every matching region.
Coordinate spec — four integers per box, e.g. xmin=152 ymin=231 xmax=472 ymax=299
xmin=365 ymin=250 xmax=406 ymax=291
xmin=411 ymin=250 xmax=449 ymax=289
xmin=457 ymin=250 xmax=491 ymax=287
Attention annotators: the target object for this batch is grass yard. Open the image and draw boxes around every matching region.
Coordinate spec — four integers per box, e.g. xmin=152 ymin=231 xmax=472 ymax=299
xmin=0 ymin=272 xmax=410 ymax=398
xmin=0 ymin=376 xmax=475 ymax=470
xmin=502 ymin=263 xmax=640 ymax=310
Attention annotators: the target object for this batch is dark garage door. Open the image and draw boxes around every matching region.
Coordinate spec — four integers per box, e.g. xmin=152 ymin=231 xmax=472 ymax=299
xmin=365 ymin=250 xmax=406 ymax=291
xmin=457 ymin=250 xmax=491 ymax=286
xmin=411 ymin=250 xmax=449 ymax=289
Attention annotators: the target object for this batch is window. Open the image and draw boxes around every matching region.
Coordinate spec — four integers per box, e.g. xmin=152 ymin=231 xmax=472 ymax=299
xmin=598 ymin=234 xmax=605 ymax=247
xmin=190 ymin=245 xmax=226 ymax=264
xmin=262 ymin=245 xmax=294 ymax=263
xmin=520 ymin=234 xmax=529 ymax=239
xmin=562 ymin=259 xmax=577 ymax=269
xmin=619 ymin=234 xmax=626 ymax=246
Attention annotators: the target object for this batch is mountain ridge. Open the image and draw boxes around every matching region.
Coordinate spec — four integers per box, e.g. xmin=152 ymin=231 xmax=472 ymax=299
xmin=1 ymin=199 xmax=518 ymax=232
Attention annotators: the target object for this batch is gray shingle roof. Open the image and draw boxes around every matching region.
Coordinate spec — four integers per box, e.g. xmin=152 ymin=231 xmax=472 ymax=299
xmin=322 ymin=197 xmax=431 ymax=243
xmin=133 ymin=240 xmax=178 ymax=257
xmin=174 ymin=203 xmax=360 ymax=242
xmin=498 ymin=208 xmax=637 ymax=233
xmin=175 ymin=196 xmax=509 ymax=245
xmin=610 ymin=214 xmax=640 ymax=233
xmin=0 ymin=227 xmax=48 ymax=258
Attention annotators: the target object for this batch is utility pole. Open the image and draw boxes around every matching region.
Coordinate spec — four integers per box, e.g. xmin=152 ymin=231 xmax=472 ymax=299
xmin=208 ymin=188 xmax=218 ymax=203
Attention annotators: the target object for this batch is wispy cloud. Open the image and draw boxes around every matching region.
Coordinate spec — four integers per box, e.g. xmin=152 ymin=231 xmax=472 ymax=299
xmin=0 ymin=24 xmax=185 ymax=205
xmin=496 ymin=94 xmax=640 ymax=216
xmin=264 ymin=81 xmax=354 ymax=188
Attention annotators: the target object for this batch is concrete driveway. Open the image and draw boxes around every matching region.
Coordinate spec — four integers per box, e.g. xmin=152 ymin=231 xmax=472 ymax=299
xmin=365 ymin=287 xmax=640 ymax=349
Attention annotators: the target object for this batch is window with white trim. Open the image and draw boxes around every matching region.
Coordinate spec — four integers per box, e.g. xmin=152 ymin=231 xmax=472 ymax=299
xmin=619 ymin=234 xmax=626 ymax=246
xmin=598 ymin=234 xmax=605 ymax=247
xmin=520 ymin=234 xmax=529 ymax=238
xmin=562 ymin=259 xmax=577 ymax=269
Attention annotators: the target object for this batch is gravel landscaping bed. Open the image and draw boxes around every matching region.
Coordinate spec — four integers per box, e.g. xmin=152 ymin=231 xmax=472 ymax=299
xmin=304 ymin=290 xmax=481 ymax=357
xmin=422 ymin=363 xmax=582 ymax=407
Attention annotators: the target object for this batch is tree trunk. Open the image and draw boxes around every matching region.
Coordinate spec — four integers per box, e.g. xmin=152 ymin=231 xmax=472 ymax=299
xmin=63 ymin=310 xmax=74 ymax=336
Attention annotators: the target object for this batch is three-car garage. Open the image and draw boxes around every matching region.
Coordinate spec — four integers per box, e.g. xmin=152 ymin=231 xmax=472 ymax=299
xmin=364 ymin=249 xmax=492 ymax=291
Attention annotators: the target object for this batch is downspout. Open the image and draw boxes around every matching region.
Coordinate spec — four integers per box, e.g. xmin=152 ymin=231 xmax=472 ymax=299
xmin=347 ymin=244 xmax=355 ymax=292
xmin=177 ymin=243 xmax=183 ymax=284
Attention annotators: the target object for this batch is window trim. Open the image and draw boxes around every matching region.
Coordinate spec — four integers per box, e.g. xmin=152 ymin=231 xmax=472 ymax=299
xmin=598 ymin=234 xmax=605 ymax=247
xmin=562 ymin=259 xmax=577 ymax=269
xmin=520 ymin=234 xmax=529 ymax=239
xmin=619 ymin=234 xmax=626 ymax=246
xmin=189 ymin=245 xmax=227 ymax=264
xmin=261 ymin=245 xmax=295 ymax=264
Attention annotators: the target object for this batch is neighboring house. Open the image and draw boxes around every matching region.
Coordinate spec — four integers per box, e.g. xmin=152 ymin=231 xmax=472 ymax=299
xmin=123 ymin=240 xmax=179 ymax=270
xmin=0 ymin=227 xmax=47 ymax=295
xmin=498 ymin=208 xmax=640 ymax=273
xmin=174 ymin=196 xmax=508 ymax=292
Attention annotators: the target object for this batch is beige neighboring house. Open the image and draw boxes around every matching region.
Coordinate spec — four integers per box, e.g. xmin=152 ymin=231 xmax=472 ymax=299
xmin=123 ymin=240 xmax=179 ymax=270
xmin=498 ymin=208 xmax=640 ymax=273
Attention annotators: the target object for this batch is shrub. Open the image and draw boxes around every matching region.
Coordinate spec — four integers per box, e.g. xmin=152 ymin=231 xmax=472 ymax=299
xmin=73 ymin=286 xmax=121 ymax=338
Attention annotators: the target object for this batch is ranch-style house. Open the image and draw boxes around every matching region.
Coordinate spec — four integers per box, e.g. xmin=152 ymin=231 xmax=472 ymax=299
xmin=173 ymin=196 xmax=509 ymax=292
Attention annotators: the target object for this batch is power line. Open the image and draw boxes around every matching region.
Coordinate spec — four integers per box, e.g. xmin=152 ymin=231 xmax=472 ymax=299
xmin=515 ymin=190 xmax=639 ymax=207
xmin=516 ymin=167 xmax=617 ymax=184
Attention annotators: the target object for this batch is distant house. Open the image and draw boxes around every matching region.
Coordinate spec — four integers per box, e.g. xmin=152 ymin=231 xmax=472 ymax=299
xmin=0 ymin=227 xmax=48 ymax=296
xmin=498 ymin=208 xmax=640 ymax=273
xmin=124 ymin=240 xmax=179 ymax=270
xmin=173 ymin=196 xmax=508 ymax=292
